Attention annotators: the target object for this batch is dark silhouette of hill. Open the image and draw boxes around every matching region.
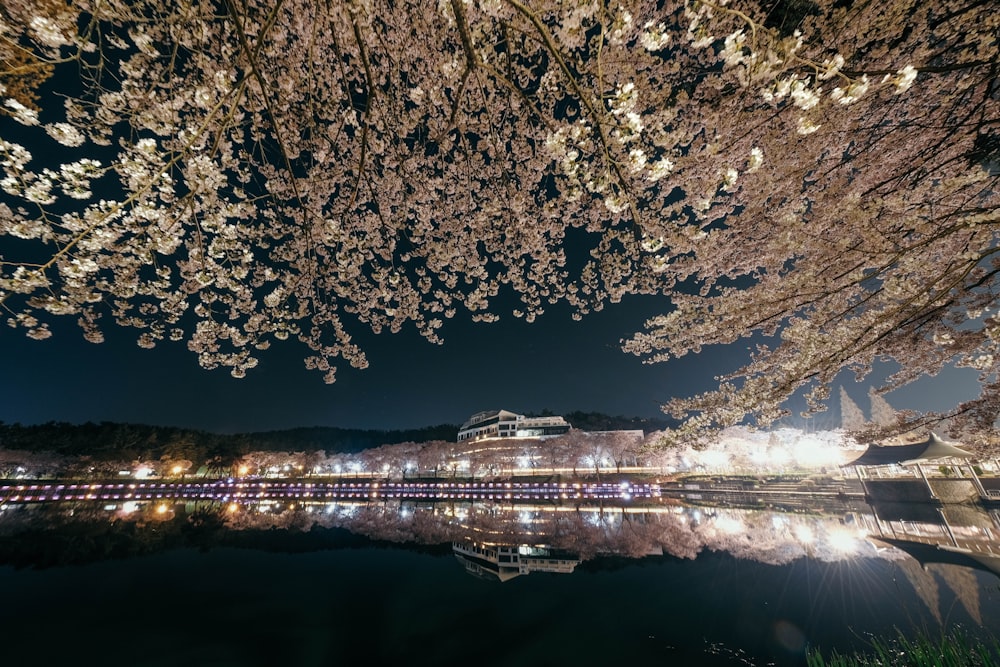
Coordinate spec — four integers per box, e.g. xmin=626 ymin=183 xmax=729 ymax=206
xmin=0 ymin=412 xmax=669 ymax=469
xmin=561 ymin=411 xmax=675 ymax=433
xmin=0 ymin=420 xmax=458 ymax=464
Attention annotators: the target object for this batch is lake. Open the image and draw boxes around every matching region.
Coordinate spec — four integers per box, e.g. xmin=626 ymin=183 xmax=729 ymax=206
xmin=0 ymin=483 xmax=997 ymax=666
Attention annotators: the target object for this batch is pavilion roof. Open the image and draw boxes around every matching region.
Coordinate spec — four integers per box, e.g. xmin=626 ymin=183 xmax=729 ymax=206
xmin=844 ymin=433 xmax=974 ymax=467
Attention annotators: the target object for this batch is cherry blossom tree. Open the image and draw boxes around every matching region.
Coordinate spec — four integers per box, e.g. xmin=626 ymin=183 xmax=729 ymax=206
xmin=619 ymin=1 xmax=1000 ymax=441
xmin=1 ymin=0 xmax=997 ymax=443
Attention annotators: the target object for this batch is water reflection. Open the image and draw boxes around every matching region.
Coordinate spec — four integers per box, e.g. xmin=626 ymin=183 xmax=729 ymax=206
xmin=2 ymin=484 xmax=999 ymax=665
xmin=3 ymin=485 xmax=999 ymax=582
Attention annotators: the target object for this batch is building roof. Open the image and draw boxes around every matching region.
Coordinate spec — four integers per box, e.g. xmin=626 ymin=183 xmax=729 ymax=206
xmin=459 ymin=409 xmax=520 ymax=431
xmin=844 ymin=433 xmax=974 ymax=467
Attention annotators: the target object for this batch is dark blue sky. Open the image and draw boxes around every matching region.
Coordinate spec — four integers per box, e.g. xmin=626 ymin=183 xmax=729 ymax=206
xmin=0 ymin=293 xmax=749 ymax=432
xmin=0 ymin=288 xmax=980 ymax=432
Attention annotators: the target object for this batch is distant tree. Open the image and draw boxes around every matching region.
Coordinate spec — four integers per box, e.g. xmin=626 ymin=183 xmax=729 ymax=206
xmin=604 ymin=431 xmax=643 ymax=472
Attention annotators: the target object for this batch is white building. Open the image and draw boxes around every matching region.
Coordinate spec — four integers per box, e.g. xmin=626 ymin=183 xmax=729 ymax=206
xmin=457 ymin=409 xmax=571 ymax=443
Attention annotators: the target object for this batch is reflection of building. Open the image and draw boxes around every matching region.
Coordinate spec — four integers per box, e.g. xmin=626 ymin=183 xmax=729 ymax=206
xmin=457 ymin=410 xmax=570 ymax=443
xmin=858 ymin=501 xmax=1000 ymax=624
xmin=452 ymin=541 xmax=580 ymax=582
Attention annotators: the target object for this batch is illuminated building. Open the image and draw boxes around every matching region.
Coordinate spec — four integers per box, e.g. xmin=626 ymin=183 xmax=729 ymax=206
xmin=457 ymin=410 xmax=570 ymax=443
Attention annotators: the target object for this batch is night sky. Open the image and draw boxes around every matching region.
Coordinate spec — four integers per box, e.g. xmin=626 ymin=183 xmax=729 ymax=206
xmin=0 ymin=291 xmax=735 ymax=432
xmin=0 ymin=283 xmax=981 ymax=433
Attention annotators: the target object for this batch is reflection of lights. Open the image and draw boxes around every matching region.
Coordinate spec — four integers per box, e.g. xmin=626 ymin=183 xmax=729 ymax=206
xmin=793 ymin=524 xmax=815 ymax=544
xmin=826 ymin=527 xmax=863 ymax=555
xmin=713 ymin=515 xmax=744 ymax=535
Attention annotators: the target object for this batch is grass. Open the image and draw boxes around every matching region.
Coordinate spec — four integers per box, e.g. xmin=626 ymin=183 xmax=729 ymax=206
xmin=807 ymin=628 xmax=1000 ymax=666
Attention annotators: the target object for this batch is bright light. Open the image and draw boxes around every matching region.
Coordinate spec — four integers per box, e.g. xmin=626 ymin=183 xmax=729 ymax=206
xmin=121 ymin=501 xmax=139 ymax=514
xmin=713 ymin=515 xmax=744 ymax=535
xmin=790 ymin=436 xmax=848 ymax=468
xmin=155 ymin=504 xmax=169 ymax=514
xmin=238 ymin=465 xmax=249 ymax=476
xmin=793 ymin=524 xmax=815 ymax=544
xmin=826 ymin=527 xmax=863 ymax=555
xmin=171 ymin=465 xmax=183 ymax=475
xmin=698 ymin=450 xmax=730 ymax=470
xmin=134 ymin=467 xmax=152 ymax=479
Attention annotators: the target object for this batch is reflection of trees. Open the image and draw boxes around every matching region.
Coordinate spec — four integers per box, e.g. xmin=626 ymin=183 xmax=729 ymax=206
xmin=7 ymin=496 xmax=997 ymax=604
xmin=217 ymin=500 xmax=891 ymax=567
xmin=0 ymin=502 xmax=185 ymax=567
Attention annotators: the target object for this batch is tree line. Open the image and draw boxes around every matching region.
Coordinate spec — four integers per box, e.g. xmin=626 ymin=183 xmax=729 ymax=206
xmin=0 ymin=412 xmax=671 ymax=477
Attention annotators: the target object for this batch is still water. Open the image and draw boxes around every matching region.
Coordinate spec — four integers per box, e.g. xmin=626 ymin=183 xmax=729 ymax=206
xmin=1 ymin=484 xmax=998 ymax=666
